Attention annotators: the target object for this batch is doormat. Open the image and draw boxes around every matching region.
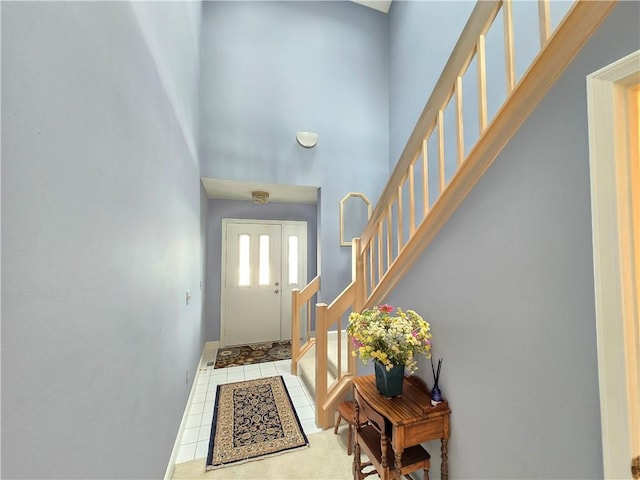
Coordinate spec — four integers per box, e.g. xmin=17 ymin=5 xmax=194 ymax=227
xmin=206 ymin=376 xmax=308 ymax=470
xmin=213 ymin=340 xmax=291 ymax=369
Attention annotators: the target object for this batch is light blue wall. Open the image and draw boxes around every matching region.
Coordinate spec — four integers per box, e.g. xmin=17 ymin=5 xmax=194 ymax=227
xmin=388 ymin=1 xmax=475 ymax=168
xmin=383 ymin=2 xmax=640 ymax=478
xmin=132 ymin=1 xmax=202 ymax=163
xmin=199 ymin=1 xmax=390 ymax=304
xmin=3 ymin=1 xmax=635 ymax=478
xmin=204 ymin=199 xmax=318 ymax=341
xmin=1 ymin=2 xmax=204 ymax=478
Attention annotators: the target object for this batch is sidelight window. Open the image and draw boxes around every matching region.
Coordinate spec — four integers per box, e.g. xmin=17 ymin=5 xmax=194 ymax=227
xmin=238 ymin=234 xmax=250 ymax=287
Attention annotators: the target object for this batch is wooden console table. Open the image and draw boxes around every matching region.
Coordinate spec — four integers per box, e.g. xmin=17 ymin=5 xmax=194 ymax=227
xmin=352 ymin=375 xmax=451 ymax=480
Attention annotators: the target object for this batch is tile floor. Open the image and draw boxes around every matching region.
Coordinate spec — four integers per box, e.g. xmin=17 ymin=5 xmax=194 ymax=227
xmin=174 ymin=357 xmax=322 ymax=464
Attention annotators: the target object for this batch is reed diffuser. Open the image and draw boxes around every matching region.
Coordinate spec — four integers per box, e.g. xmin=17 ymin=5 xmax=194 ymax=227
xmin=430 ymin=357 xmax=443 ymax=406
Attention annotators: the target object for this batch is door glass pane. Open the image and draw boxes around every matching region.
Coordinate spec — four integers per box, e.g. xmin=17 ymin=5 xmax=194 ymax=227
xmin=288 ymin=235 xmax=298 ymax=285
xmin=238 ymin=234 xmax=250 ymax=287
xmin=259 ymin=234 xmax=270 ymax=286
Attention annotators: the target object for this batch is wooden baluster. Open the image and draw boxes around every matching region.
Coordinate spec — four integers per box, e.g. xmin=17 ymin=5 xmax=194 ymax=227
xmin=368 ymin=241 xmax=374 ymax=295
xmin=386 ymin=205 xmax=392 ymax=268
xmin=438 ymin=110 xmax=446 ymax=194
xmin=377 ymin=222 xmax=383 ymax=281
xmin=538 ymin=0 xmax=551 ymax=48
xmin=372 ymin=235 xmax=378 ymax=288
xmin=477 ymin=34 xmax=488 ymax=133
xmin=352 ymin=238 xmax=363 ymax=374
xmin=455 ymin=76 xmax=465 ymax=166
xmin=307 ymin=300 xmax=311 ymax=342
xmin=397 ymin=188 xmax=404 ymax=251
xmin=353 ymin=237 xmax=365 ymax=312
xmin=337 ymin=313 xmax=342 ymax=376
xmin=409 ymin=163 xmax=416 ymax=236
xmin=422 ymin=139 xmax=430 ymax=217
xmin=362 ymin=244 xmax=368 ymax=301
xmin=291 ymin=289 xmax=300 ymax=375
xmin=503 ymin=0 xmax=515 ymax=93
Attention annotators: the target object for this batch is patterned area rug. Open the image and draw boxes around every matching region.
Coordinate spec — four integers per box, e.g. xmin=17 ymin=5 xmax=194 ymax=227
xmin=213 ymin=340 xmax=291 ymax=368
xmin=206 ymin=376 xmax=308 ymax=470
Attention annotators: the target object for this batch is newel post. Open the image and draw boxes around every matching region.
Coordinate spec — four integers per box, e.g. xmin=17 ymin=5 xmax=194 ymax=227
xmin=315 ymin=302 xmax=328 ymax=426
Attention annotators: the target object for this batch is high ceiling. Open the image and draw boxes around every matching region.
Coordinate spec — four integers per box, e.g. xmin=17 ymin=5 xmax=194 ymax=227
xmin=351 ymin=0 xmax=392 ymax=13
xmin=202 ymin=0 xmax=391 ymax=205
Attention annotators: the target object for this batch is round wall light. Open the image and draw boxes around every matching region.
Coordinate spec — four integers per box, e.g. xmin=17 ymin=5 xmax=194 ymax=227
xmin=296 ymin=131 xmax=319 ymax=148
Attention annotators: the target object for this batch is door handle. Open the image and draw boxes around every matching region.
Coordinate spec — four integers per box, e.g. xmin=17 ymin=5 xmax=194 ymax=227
xmin=275 ymin=282 xmax=280 ymax=286
xmin=275 ymin=289 xmax=280 ymax=294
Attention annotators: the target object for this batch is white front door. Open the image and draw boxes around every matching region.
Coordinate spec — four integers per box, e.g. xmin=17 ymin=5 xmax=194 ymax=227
xmin=222 ymin=220 xmax=307 ymax=346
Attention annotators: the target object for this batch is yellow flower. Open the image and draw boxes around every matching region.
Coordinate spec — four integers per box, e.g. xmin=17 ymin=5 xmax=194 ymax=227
xmin=346 ymin=304 xmax=432 ymax=375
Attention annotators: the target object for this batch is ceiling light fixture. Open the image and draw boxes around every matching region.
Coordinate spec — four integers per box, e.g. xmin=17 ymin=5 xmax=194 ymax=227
xmin=251 ymin=190 xmax=270 ymax=204
xmin=296 ymin=131 xmax=319 ymax=148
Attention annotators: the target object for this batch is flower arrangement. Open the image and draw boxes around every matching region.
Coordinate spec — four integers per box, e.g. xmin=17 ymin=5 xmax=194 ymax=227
xmin=347 ymin=304 xmax=432 ymax=374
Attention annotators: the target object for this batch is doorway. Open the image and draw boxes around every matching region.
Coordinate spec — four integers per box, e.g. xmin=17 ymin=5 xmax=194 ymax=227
xmin=221 ymin=219 xmax=307 ymax=346
xmin=587 ymin=50 xmax=640 ymax=479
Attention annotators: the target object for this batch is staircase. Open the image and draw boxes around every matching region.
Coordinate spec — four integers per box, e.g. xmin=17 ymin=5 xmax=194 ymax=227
xmin=297 ymin=330 xmax=348 ymax=398
xmin=292 ymin=0 xmax=617 ymax=429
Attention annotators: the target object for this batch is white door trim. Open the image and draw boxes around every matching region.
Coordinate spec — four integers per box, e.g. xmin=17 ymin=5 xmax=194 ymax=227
xmin=587 ymin=50 xmax=640 ymax=480
xmin=220 ymin=218 xmax=308 ymax=347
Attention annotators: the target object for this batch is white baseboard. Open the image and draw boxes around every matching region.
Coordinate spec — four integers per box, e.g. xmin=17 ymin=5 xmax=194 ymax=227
xmin=164 ymin=341 xmax=219 ymax=480
xmin=200 ymin=341 xmax=219 ymax=368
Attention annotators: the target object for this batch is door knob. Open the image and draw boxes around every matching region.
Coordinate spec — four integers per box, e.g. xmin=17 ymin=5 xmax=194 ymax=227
xmin=275 ymin=282 xmax=280 ymax=286
xmin=275 ymin=289 xmax=280 ymax=294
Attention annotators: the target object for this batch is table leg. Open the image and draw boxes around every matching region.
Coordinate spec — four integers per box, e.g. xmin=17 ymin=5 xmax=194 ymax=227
xmin=394 ymin=450 xmax=403 ymax=480
xmin=440 ymin=438 xmax=449 ymax=480
xmin=353 ymin=440 xmax=361 ymax=480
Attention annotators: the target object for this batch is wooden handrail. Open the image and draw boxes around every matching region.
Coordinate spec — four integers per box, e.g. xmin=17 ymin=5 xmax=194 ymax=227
xmin=296 ymin=275 xmax=320 ymax=304
xmin=356 ymin=0 xmax=615 ymax=310
xmin=360 ymin=0 xmax=502 ymax=251
xmin=314 ymin=281 xmax=357 ymax=428
xmin=307 ymin=0 xmax=616 ymax=428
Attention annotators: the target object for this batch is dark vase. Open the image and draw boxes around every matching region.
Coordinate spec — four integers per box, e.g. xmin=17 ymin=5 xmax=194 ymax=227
xmin=374 ymin=360 xmax=404 ymax=397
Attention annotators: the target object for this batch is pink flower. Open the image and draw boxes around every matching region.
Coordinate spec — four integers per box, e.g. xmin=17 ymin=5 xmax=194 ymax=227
xmin=378 ymin=304 xmax=393 ymax=313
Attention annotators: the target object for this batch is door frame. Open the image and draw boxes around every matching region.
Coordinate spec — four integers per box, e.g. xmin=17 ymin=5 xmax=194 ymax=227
xmin=220 ymin=218 xmax=308 ymax=347
xmin=587 ymin=50 xmax=640 ymax=479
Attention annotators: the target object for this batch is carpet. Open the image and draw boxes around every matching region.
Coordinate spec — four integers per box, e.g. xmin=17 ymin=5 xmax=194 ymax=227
xmin=212 ymin=341 xmax=291 ymax=368
xmin=206 ymin=376 xmax=308 ymax=470
xmin=174 ymin=427 xmax=353 ymax=479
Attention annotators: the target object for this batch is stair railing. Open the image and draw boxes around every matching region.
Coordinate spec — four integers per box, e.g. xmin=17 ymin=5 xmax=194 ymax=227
xmin=313 ymin=238 xmax=363 ymax=427
xmin=291 ymin=275 xmax=320 ymax=376
xmin=311 ymin=0 xmax=616 ymax=428
xmin=358 ymin=0 xmax=615 ymax=309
